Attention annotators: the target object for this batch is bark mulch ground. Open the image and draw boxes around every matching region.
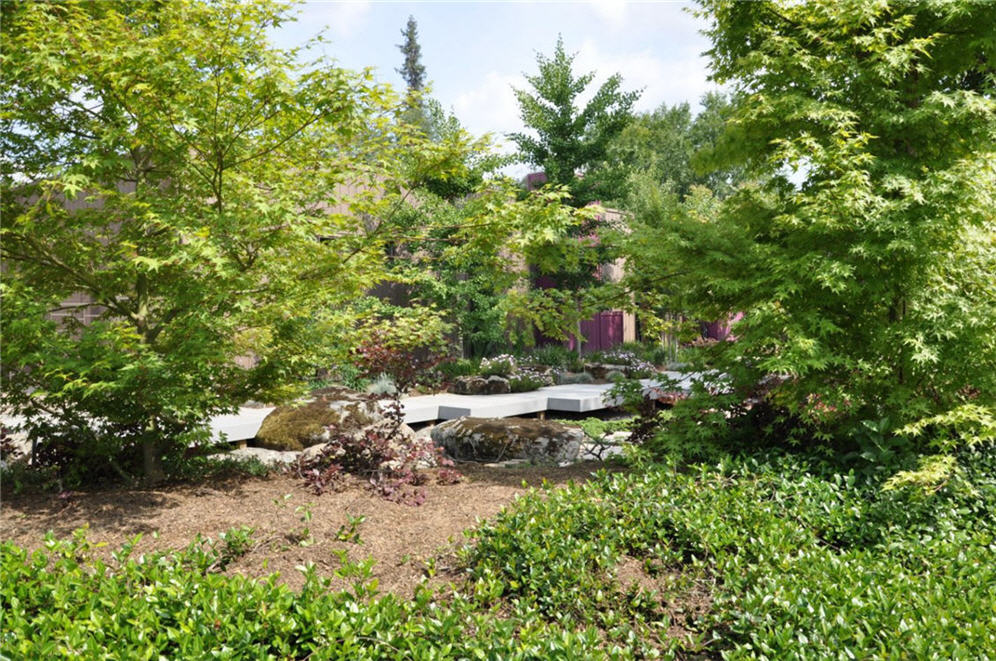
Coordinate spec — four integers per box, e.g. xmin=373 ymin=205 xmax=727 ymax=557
xmin=1 ymin=462 xmax=621 ymax=596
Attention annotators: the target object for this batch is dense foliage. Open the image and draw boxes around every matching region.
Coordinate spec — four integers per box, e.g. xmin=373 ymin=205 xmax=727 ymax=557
xmin=609 ymin=92 xmax=745 ymax=202
xmin=0 ymin=0 xmax=573 ymax=484
xmin=0 ymin=0 xmax=471 ymax=483
xmin=6 ymin=445 xmax=994 ymax=657
xmin=392 ymin=183 xmax=603 ymax=357
xmin=0 ymin=529 xmax=607 ymax=659
xmin=509 ymin=36 xmax=640 ymax=206
xmin=471 ymin=445 xmax=996 ymax=657
xmin=630 ymin=0 xmax=996 ymax=465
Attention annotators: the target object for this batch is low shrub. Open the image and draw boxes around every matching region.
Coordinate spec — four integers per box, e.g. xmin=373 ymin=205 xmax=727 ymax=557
xmin=507 ymin=368 xmax=554 ymax=393
xmin=0 ymin=529 xmax=609 ymax=659
xmin=590 ymin=348 xmax=656 ymax=378
xmin=463 ymin=447 xmax=996 ymax=657
xmin=518 ymin=345 xmax=576 ymax=371
xmin=555 ymin=371 xmax=595 ymax=385
xmin=479 ymin=354 xmax=517 ymax=378
xmin=435 ymin=358 xmax=479 ymax=382
xmin=6 ymin=445 xmax=994 ymax=657
xmin=298 ymin=398 xmax=458 ymax=506
xmin=310 ymin=362 xmax=368 ymax=392
xmin=353 ymin=314 xmax=450 ymax=393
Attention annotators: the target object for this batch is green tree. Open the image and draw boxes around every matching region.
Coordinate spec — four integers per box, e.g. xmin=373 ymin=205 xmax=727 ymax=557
xmin=609 ymin=92 xmax=745 ymax=201
xmin=396 ymin=15 xmax=426 ymax=95
xmin=0 ymin=0 xmax=465 ymax=484
xmin=644 ymin=0 xmax=996 ymax=459
xmin=509 ymin=36 xmax=640 ymax=206
xmin=387 ymin=180 xmax=602 ymax=358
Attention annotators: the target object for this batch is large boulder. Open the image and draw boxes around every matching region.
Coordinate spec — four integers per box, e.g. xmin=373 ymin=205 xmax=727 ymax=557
xmin=256 ymin=392 xmax=384 ymax=451
xmin=484 ymin=375 xmax=511 ymax=394
xmin=431 ymin=417 xmax=582 ymax=464
xmin=449 ymin=376 xmax=487 ymax=395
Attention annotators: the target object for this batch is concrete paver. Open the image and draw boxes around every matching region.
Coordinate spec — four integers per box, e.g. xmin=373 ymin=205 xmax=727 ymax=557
xmin=209 ymin=375 xmax=695 ymax=442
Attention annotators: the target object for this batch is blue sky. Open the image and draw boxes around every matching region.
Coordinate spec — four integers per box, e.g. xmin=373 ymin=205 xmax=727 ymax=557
xmin=272 ymin=1 xmax=719 ymax=162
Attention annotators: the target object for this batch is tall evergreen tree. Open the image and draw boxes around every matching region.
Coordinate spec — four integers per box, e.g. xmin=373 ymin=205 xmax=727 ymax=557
xmin=396 ymin=15 xmax=425 ymax=94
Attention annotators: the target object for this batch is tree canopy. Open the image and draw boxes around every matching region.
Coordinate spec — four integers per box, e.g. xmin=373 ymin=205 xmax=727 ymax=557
xmin=638 ymin=0 xmax=996 ymax=460
xmin=609 ymin=92 xmax=745 ymax=201
xmin=509 ymin=36 xmax=640 ymax=206
xmin=0 ymin=0 xmax=471 ymax=482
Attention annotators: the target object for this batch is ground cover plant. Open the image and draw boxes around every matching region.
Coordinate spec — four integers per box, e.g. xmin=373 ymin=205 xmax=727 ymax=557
xmin=463 ymin=444 xmax=996 ymax=657
xmin=5 ymin=445 xmax=994 ymax=658
xmin=1 ymin=529 xmax=609 ymax=659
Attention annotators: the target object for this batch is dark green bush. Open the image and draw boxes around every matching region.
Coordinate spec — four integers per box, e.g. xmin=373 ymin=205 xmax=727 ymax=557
xmin=1 ymin=529 xmax=608 ymax=660
xmin=464 ymin=448 xmax=996 ymax=657
xmin=435 ymin=358 xmax=479 ymax=381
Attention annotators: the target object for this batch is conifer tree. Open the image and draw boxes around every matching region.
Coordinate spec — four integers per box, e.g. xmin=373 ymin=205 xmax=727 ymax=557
xmin=396 ymin=15 xmax=425 ymax=94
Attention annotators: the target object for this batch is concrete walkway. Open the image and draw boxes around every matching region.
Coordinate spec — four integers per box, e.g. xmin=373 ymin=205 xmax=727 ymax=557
xmin=209 ymin=372 xmax=696 ymax=442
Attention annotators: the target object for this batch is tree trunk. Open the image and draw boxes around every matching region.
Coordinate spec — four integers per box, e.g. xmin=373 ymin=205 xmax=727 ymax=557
xmin=142 ymin=440 xmax=164 ymax=485
xmin=576 ymin=300 xmax=583 ymax=358
xmin=142 ymin=429 xmax=165 ymax=486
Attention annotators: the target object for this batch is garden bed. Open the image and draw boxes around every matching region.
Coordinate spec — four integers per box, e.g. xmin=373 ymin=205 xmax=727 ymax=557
xmin=0 ymin=462 xmax=618 ymax=596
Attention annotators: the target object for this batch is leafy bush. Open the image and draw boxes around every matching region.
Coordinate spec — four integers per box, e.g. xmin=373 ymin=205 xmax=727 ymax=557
xmin=311 ymin=363 xmax=368 ymax=392
xmin=434 ymin=358 xmax=479 ymax=382
xmin=0 ymin=529 xmax=609 ymax=659
xmin=479 ymin=354 xmax=517 ymax=377
xmin=519 ymin=345 xmax=577 ymax=371
xmin=463 ymin=447 xmax=996 ymax=657
xmin=298 ymin=398 xmax=457 ymax=506
xmin=507 ymin=368 xmax=554 ymax=393
xmin=353 ymin=313 xmax=450 ymax=393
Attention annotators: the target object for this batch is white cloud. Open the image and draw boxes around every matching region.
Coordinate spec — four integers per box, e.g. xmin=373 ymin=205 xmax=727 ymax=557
xmin=588 ymin=0 xmax=629 ymax=29
xmin=313 ymin=1 xmax=372 ymax=37
xmin=452 ymin=71 xmax=526 ymax=139
xmin=574 ymin=38 xmax=716 ymax=113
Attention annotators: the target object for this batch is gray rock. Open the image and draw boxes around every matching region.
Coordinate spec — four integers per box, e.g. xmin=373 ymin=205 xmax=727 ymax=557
xmin=484 ymin=375 xmax=511 ymax=395
xmin=431 ymin=417 xmax=582 ymax=464
xmin=449 ymin=376 xmax=489 ymax=395
xmin=449 ymin=375 xmax=511 ymax=395
xmin=229 ymin=446 xmax=300 ymax=466
xmin=584 ymin=363 xmax=629 ymax=380
xmin=299 ymin=421 xmax=436 ymax=469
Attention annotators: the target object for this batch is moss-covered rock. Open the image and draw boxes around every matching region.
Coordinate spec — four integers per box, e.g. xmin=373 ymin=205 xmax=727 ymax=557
xmin=430 ymin=417 xmax=582 ymax=464
xmin=256 ymin=395 xmax=382 ymax=451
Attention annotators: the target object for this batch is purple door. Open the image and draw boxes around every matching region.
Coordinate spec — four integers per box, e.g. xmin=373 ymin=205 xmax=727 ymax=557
xmin=576 ymin=310 xmax=623 ymax=353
